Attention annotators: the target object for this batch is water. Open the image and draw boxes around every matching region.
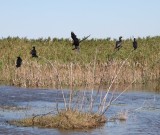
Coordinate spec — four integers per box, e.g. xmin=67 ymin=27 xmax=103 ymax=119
xmin=0 ymin=86 xmax=160 ymax=135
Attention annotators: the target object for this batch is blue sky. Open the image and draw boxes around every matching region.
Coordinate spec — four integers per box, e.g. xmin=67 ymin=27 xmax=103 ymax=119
xmin=0 ymin=0 xmax=160 ymax=39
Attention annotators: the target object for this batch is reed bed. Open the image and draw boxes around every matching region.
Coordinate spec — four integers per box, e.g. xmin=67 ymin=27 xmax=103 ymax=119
xmin=3 ymin=60 xmax=159 ymax=88
xmin=0 ymin=36 xmax=160 ymax=88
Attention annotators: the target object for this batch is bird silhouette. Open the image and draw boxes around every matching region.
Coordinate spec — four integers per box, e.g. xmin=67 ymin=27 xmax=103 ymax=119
xmin=115 ymin=36 xmax=122 ymax=50
xmin=16 ymin=56 xmax=22 ymax=68
xmin=30 ymin=46 xmax=38 ymax=57
xmin=71 ymin=32 xmax=80 ymax=51
xmin=133 ymin=38 xmax=138 ymax=50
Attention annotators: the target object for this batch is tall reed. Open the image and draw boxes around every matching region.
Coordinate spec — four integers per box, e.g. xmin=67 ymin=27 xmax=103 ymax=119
xmin=0 ymin=36 xmax=160 ymax=88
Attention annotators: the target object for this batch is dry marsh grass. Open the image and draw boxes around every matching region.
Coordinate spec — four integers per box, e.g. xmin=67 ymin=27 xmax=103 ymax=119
xmin=9 ymin=60 xmax=159 ymax=88
xmin=0 ymin=105 xmax=27 ymax=111
xmin=10 ymin=109 xmax=106 ymax=129
xmin=0 ymin=36 xmax=160 ymax=88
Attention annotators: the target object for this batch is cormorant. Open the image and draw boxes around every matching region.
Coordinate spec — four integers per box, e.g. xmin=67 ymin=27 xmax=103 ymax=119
xmin=133 ymin=38 xmax=138 ymax=50
xmin=30 ymin=46 xmax=38 ymax=57
xmin=71 ymin=32 xmax=80 ymax=51
xmin=16 ymin=56 xmax=22 ymax=68
xmin=115 ymin=36 xmax=122 ymax=50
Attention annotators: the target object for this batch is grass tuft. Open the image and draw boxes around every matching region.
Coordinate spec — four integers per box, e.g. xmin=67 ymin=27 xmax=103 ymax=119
xmin=10 ymin=109 xmax=107 ymax=129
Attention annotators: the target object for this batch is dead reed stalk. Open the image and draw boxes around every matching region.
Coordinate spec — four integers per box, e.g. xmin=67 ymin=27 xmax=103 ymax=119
xmin=5 ymin=59 xmax=159 ymax=89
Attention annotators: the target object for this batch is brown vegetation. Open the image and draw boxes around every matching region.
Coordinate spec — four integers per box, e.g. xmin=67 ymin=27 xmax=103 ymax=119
xmin=0 ymin=36 xmax=160 ymax=88
xmin=10 ymin=109 xmax=106 ymax=129
xmin=7 ymin=60 xmax=159 ymax=88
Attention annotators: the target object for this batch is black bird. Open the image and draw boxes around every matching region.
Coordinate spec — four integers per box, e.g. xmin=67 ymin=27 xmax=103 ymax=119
xmin=133 ymin=38 xmax=138 ymax=50
xmin=30 ymin=46 xmax=38 ymax=57
xmin=71 ymin=32 xmax=80 ymax=51
xmin=16 ymin=56 xmax=22 ymax=68
xmin=115 ymin=36 xmax=122 ymax=50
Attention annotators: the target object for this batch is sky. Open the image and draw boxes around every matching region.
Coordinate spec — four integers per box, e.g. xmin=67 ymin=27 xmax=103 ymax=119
xmin=0 ymin=0 xmax=160 ymax=39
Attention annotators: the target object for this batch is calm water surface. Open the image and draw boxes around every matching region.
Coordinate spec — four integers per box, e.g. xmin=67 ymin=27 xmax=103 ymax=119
xmin=0 ymin=86 xmax=160 ymax=135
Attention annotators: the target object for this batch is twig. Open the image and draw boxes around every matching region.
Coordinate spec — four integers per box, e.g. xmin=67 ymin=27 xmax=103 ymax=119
xmin=69 ymin=62 xmax=73 ymax=110
xmin=32 ymin=110 xmax=55 ymax=126
xmin=89 ymin=48 xmax=98 ymax=112
xmin=39 ymin=56 xmax=67 ymax=110
xmin=99 ymin=51 xmax=133 ymax=114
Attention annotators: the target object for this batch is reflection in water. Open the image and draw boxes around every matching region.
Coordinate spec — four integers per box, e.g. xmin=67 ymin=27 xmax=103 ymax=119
xmin=0 ymin=86 xmax=160 ymax=135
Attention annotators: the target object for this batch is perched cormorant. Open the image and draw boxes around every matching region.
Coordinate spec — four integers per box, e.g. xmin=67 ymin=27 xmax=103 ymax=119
xmin=115 ymin=36 xmax=122 ymax=50
xmin=16 ymin=56 xmax=22 ymax=68
xmin=30 ymin=46 xmax=38 ymax=57
xmin=71 ymin=32 xmax=80 ymax=51
xmin=133 ymin=38 xmax=138 ymax=50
